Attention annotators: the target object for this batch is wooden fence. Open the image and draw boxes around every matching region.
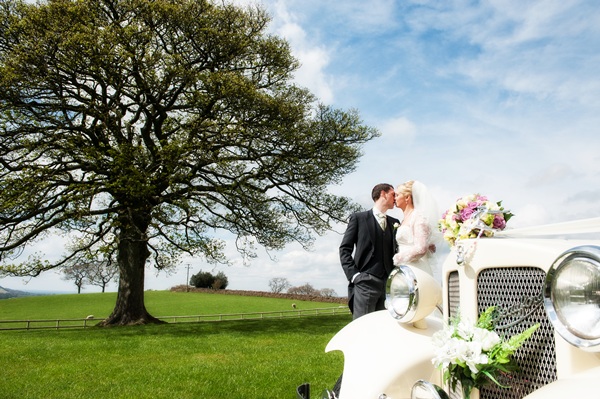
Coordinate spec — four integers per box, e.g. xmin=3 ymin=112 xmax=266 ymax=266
xmin=0 ymin=306 xmax=351 ymax=331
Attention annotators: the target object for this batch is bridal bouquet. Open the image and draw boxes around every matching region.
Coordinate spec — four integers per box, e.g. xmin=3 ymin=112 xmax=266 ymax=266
xmin=438 ymin=194 xmax=513 ymax=246
xmin=432 ymin=307 xmax=539 ymax=398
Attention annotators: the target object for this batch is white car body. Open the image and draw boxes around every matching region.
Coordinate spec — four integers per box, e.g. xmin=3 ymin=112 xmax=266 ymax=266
xmin=326 ymin=217 xmax=600 ymax=399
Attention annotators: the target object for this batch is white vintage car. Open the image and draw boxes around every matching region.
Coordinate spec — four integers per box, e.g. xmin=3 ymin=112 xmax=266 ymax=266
xmin=312 ymin=216 xmax=600 ymax=399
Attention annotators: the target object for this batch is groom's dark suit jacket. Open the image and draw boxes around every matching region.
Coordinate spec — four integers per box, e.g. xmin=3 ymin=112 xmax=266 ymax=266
xmin=339 ymin=209 xmax=399 ymax=311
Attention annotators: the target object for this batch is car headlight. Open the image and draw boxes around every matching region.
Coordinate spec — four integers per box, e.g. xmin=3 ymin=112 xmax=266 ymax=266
xmin=544 ymin=245 xmax=600 ymax=350
xmin=411 ymin=380 xmax=448 ymax=399
xmin=385 ymin=265 xmax=441 ymax=325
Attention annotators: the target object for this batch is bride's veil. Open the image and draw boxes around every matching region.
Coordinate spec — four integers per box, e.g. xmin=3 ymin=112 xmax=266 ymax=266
xmin=412 ymin=181 xmax=444 ymax=276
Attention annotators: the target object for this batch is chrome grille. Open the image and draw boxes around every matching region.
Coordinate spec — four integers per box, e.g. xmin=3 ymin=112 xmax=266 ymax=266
xmin=448 ymin=271 xmax=460 ymax=317
xmin=447 ymin=271 xmax=462 ymax=399
xmin=446 ymin=267 xmax=557 ymax=399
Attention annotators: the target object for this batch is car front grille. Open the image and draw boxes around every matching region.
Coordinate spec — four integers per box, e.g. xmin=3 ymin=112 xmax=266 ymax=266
xmin=447 ymin=267 xmax=557 ymax=399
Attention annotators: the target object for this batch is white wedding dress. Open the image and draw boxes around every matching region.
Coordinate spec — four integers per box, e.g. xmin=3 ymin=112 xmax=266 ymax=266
xmin=393 ymin=210 xmax=435 ymax=276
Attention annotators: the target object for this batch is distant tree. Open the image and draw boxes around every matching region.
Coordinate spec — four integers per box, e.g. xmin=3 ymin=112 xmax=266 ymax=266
xmin=212 ymin=271 xmax=228 ymax=290
xmin=287 ymin=283 xmax=318 ymax=296
xmin=61 ymin=263 xmax=88 ymax=294
xmin=0 ymin=0 xmax=375 ymax=326
xmin=268 ymin=277 xmax=291 ymax=294
xmin=319 ymin=288 xmax=337 ymax=298
xmin=87 ymin=261 xmax=119 ymax=293
xmin=59 ymin=249 xmax=118 ymax=293
xmin=190 ymin=270 xmax=228 ymax=289
xmin=190 ymin=271 xmax=215 ymax=289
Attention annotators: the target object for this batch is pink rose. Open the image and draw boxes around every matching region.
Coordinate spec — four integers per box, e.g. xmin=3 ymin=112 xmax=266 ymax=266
xmin=460 ymin=203 xmax=478 ymax=221
xmin=492 ymin=215 xmax=506 ymax=230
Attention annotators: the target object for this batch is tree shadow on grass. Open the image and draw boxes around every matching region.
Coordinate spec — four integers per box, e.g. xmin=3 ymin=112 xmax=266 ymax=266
xmin=32 ymin=314 xmax=351 ymax=342
xmin=137 ymin=314 xmax=352 ymax=338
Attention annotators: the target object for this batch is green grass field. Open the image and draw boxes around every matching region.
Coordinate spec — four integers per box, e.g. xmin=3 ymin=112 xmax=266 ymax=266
xmin=0 ymin=291 xmax=351 ymax=398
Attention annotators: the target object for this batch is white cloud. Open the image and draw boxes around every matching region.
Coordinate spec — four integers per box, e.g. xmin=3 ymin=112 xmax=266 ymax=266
xmin=380 ymin=116 xmax=417 ymax=140
xmin=457 ymin=2 xmax=600 ymax=105
xmin=528 ymin=164 xmax=579 ymax=187
xmin=266 ymin=1 xmax=334 ymax=103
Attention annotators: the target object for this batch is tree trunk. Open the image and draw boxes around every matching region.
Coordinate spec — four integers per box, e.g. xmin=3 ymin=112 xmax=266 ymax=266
xmin=98 ymin=211 xmax=164 ymax=326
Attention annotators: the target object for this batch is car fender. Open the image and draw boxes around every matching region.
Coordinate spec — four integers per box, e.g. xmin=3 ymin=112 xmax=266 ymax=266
xmin=325 ymin=309 xmax=443 ymax=399
xmin=523 ymin=365 xmax=600 ymax=398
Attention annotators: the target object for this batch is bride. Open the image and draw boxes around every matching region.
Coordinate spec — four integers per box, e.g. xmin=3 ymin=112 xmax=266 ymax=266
xmin=393 ymin=180 xmax=441 ymax=277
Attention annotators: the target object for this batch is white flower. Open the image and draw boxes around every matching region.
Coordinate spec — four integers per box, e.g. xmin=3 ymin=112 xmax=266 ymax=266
xmin=431 ymin=306 xmax=540 ymax=399
xmin=472 ymin=327 xmax=500 ymax=351
xmin=456 ymin=318 xmax=475 ymax=340
xmin=456 ymin=340 xmax=488 ymax=374
xmin=432 ymin=328 xmax=453 ymax=348
xmin=432 ymin=316 xmax=496 ymax=374
xmin=432 ymin=336 xmax=462 ymax=369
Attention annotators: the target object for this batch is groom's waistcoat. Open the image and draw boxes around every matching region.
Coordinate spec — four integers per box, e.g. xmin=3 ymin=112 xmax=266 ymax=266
xmin=365 ymin=215 xmax=394 ymax=278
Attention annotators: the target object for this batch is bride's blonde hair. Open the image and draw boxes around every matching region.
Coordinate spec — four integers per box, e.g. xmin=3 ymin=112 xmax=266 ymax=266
xmin=396 ymin=180 xmax=415 ymax=198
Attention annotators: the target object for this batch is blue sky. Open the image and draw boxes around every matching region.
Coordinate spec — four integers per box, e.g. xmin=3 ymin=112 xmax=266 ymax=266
xmin=2 ymin=0 xmax=599 ymax=297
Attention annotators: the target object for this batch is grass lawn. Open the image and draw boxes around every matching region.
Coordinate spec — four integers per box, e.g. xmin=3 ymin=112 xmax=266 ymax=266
xmin=0 ymin=290 xmax=344 ymax=320
xmin=0 ymin=291 xmax=351 ymax=398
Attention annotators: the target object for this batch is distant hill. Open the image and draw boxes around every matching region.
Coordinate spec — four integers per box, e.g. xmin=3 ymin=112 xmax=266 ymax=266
xmin=0 ymin=286 xmax=38 ymax=300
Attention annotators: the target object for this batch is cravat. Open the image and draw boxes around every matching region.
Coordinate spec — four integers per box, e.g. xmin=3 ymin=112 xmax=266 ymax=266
xmin=376 ymin=213 xmax=386 ymax=231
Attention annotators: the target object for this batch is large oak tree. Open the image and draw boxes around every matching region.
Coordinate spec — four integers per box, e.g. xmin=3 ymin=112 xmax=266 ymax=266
xmin=0 ymin=0 xmax=377 ymax=326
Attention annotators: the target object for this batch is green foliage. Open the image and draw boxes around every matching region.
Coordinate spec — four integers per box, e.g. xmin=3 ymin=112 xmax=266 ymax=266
xmin=213 ymin=271 xmax=229 ymax=289
xmin=475 ymin=305 xmax=496 ymax=330
xmin=501 ymin=324 xmax=539 ymax=354
xmin=190 ymin=270 xmax=215 ymax=289
xmin=0 ymin=0 xmax=376 ymax=324
xmin=0 ymin=0 xmax=375 ymax=273
xmin=189 ymin=270 xmax=228 ymax=289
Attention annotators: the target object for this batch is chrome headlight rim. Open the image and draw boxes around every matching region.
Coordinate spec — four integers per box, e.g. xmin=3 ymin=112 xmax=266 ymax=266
xmin=411 ymin=379 xmax=448 ymax=399
xmin=544 ymin=245 xmax=600 ymax=349
xmin=385 ymin=265 xmax=418 ymax=322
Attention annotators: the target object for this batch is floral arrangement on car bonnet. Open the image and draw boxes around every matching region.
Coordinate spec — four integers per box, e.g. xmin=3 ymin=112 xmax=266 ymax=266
xmin=432 ymin=306 xmax=539 ymax=398
xmin=438 ymin=194 xmax=513 ymax=246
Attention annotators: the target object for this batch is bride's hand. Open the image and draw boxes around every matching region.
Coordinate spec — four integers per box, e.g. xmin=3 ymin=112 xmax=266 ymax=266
xmin=393 ymin=253 xmax=403 ymax=265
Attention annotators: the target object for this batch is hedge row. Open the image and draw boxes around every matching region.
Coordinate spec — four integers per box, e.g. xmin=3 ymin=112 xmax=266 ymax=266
xmin=169 ymin=285 xmax=348 ymax=304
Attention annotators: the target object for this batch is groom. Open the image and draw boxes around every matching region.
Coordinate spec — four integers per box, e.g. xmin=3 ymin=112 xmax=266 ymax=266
xmin=339 ymin=183 xmax=399 ymax=320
